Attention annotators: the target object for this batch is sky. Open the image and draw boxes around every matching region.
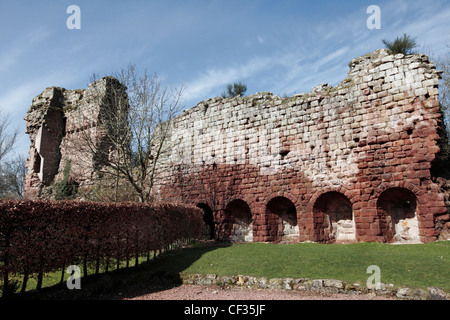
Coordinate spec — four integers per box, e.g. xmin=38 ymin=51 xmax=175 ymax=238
xmin=1 ymin=0 xmax=449 ymax=157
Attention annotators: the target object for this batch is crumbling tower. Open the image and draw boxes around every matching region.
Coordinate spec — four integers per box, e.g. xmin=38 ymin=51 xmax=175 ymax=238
xmin=24 ymin=77 xmax=128 ymax=199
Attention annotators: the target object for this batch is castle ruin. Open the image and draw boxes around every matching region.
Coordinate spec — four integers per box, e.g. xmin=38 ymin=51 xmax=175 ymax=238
xmin=24 ymin=77 xmax=128 ymax=199
xmin=24 ymin=49 xmax=450 ymax=244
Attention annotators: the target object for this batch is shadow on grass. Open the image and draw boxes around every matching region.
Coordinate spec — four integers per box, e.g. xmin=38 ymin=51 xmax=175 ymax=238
xmin=6 ymin=241 xmax=230 ymax=300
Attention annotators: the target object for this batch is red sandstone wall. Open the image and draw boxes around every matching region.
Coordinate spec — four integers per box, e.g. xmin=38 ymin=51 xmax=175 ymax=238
xmin=23 ymin=50 xmax=448 ymax=243
xmin=158 ymin=49 xmax=448 ymax=244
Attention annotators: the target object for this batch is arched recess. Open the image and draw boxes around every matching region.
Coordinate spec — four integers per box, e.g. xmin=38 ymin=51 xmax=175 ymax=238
xmin=197 ymin=203 xmax=215 ymax=240
xmin=376 ymin=187 xmax=419 ymax=243
xmin=312 ymin=192 xmax=355 ymax=243
xmin=225 ymin=199 xmax=253 ymax=242
xmin=266 ymin=197 xmax=298 ymax=243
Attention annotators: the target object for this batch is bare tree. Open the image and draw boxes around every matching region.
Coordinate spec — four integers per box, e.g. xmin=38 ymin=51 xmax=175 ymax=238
xmin=0 ymin=110 xmax=22 ymax=198
xmin=0 ymin=110 xmax=19 ymax=163
xmin=428 ymin=43 xmax=450 ymax=178
xmin=436 ymin=45 xmax=450 ymax=136
xmin=0 ymin=154 xmax=26 ymax=199
xmin=71 ymin=65 xmax=184 ymax=202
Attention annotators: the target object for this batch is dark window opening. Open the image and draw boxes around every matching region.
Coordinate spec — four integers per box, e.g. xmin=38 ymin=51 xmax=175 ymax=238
xmin=33 ymin=152 xmax=42 ymax=174
xmin=197 ymin=203 xmax=215 ymax=240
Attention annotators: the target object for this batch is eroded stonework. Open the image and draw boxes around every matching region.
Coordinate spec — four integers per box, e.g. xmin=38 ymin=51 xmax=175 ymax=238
xmin=24 ymin=49 xmax=450 ymax=244
xmin=157 ymin=49 xmax=449 ymax=243
xmin=24 ymin=77 xmax=127 ymax=199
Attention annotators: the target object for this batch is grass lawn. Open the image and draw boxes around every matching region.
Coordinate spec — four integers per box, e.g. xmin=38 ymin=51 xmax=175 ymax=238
xmin=2 ymin=241 xmax=449 ymax=297
xmin=152 ymin=241 xmax=450 ymax=291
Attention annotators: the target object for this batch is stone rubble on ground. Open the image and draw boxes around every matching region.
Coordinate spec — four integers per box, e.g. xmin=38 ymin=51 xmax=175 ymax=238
xmin=181 ymin=273 xmax=449 ymax=300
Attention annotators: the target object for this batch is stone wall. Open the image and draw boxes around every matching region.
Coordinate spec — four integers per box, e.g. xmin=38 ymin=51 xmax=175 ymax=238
xmin=181 ymin=273 xmax=449 ymax=300
xmin=158 ymin=49 xmax=449 ymax=244
xmin=23 ymin=49 xmax=449 ymax=244
xmin=24 ymin=77 xmax=127 ymax=199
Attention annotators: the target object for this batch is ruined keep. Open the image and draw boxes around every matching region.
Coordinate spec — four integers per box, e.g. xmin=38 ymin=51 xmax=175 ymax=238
xmin=24 ymin=77 xmax=128 ymax=199
xmin=157 ymin=49 xmax=449 ymax=244
xmin=24 ymin=49 xmax=450 ymax=244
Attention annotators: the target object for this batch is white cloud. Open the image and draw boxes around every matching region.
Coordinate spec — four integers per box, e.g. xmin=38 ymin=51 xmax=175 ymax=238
xmin=0 ymin=50 xmax=21 ymax=74
xmin=0 ymin=27 xmax=51 ymax=74
xmin=314 ymin=47 xmax=350 ymax=72
xmin=158 ymin=0 xmax=450 ymax=109
xmin=257 ymin=35 xmax=266 ymax=44
xmin=0 ymin=67 xmax=88 ymax=118
xmin=0 ymin=83 xmax=41 ymax=115
xmin=184 ymin=56 xmax=274 ymax=104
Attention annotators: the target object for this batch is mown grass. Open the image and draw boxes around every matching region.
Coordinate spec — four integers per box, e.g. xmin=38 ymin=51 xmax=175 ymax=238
xmin=158 ymin=241 xmax=450 ymax=291
xmin=2 ymin=241 xmax=449 ymax=298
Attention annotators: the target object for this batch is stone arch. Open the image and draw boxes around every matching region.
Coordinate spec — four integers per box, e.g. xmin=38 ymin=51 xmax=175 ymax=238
xmin=225 ymin=199 xmax=253 ymax=243
xmin=376 ymin=187 xmax=420 ymax=243
xmin=265 ymin=192 xmax=299 ymax=208
xmin=307 ymin=186 xmax=357 ymax=212
xmin=312 ymin=191 xmax=355 ymax=243
xmin=197 ymin=203 xmax=215 ymax=240
xmin=374 ymin=182 xmax=423 ymax=200
xmin=266 ymin=196 xmax=299 ymax=243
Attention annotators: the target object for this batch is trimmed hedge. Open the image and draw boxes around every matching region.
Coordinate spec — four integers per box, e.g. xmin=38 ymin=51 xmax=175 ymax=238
xmin=0 ymin=200 xmax=202 ymax=296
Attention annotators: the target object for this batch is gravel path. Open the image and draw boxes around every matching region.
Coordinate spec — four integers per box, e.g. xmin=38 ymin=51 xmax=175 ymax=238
xmin=123 ymin=284 xmax=395 ymax=300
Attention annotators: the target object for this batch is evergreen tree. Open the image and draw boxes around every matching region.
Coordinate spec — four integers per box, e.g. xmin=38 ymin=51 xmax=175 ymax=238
xmin=382 ymin=34 xmax=418 ymax=55
xmin=221 ymin=82 xmax=247 ymax=98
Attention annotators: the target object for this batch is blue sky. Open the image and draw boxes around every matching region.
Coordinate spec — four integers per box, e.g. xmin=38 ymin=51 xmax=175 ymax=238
xmin=1 ymin=0 xmax=449 ymax=157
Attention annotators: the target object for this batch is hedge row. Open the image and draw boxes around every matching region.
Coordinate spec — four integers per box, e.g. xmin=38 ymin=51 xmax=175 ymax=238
xmin=0 ymin=200 xmax=203 ymax=295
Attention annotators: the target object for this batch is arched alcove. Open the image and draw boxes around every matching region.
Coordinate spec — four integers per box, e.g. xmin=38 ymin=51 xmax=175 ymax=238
xmin=197 ymin=203 xmax=215 ymax=240
xmin=312 ymin=192 xmax=355 ymax=243
xmin=377 ymin=188 xmax=419 ymax=243
xmin=225 ymin=199 xmax=253 ymax=242
xmin=266 ymin=197 xmax=298 ymax=243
